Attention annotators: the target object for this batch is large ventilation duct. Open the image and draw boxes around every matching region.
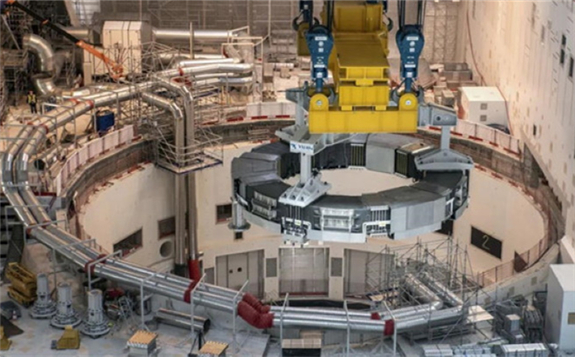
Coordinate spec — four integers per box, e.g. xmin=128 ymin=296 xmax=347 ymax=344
xmin=31 ymin=74 xmax=58 ymax=96
xmin=23 ymin=34 xmax=58 ymax=96
xmin=23 ymin=34 xmax=72 ymax=96
xmin=141 ymin=92 xmax=187 ymax=273
xmin=23 ymin=33 xmax=55 ymax=73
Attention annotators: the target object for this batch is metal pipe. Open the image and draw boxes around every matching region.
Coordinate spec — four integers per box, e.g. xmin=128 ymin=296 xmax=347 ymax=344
xmin=23 ymin=34 xmax=55 ymax=73
xmin=269 ymin=274 xmax=444 ymax=325
xmin=153 ymin=28 xmax=239 ymax=43
xmin=157 ymin=63 xmax=253 ymax=79
xmin=62 ymin=27 xmax=92 ymax=42
xmin=394 ymin=306 xmax=464 ymax=331
xmin=155 ymin=308 xmax=210 ymax=333
xmin=170 ymin=58 xmax=239 ymax=69
xmin=420 ymin=272 xmax=464 ymax=307
xmin=194 ymin=54 xmax=227 ymax=60
xmin=32 ymin=74 xmax=58 ymax=96
xmin=195 ymin=76 xmax=254 ymax=87
xmin=1 ymin=187 xmax=37 ymax=226
xmin=157 ymin=53 xmax=226 ymax=65
xmin=269 ymin=301 xmax=441 ymax=321
xmin=275 ymin=306 xmax=464 ymax=333
xmin=141 ymin=92 xmax=187 ymax=273
xmin=274 ymin=316 xmax=388 ymax=333
xmin=23 ymin=34 xmax=61 ymax=96
xmin=1 ymin=126 xmax=31 ymax=184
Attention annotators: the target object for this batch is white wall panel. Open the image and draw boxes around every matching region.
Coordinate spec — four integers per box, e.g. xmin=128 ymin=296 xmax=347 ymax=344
xmin=459 ymin=1 xmax=575 ymax=247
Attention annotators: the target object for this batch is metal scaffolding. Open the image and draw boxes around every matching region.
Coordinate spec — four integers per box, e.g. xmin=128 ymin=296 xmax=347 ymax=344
xmin=363 ymin=237 xmax=479 ymax=307
xmin=423 ymin=0 xmax=460 ymax=64
xmin=343 ymin=237 xmax=487 ymax=345
xmin=1 ymin=2 xmax=30 ymax=107
xmin=0 ymin=56 xmax=6 ymax=123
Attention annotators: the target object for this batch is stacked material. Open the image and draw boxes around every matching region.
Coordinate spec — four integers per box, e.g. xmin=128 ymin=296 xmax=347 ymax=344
xmin=421 ymin=344 xmax=453 ymax=357
xmin=126 ymin=330 xmax=158 ymax=357
xmin=452 ymin=345 xmax=493 ymax=355
xmin=499 ymin=344 xmax=549 ymax=357
xmin=198 ymin=341 xmax=228 ymax=357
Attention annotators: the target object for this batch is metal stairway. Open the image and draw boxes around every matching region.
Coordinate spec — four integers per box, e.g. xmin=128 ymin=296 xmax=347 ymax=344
xmin=0 ymin=195 xmax=26 ymax=279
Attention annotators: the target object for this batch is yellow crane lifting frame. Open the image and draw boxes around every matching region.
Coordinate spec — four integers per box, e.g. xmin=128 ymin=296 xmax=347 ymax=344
xmin=306 ymin=1 xmax=418 ymax=134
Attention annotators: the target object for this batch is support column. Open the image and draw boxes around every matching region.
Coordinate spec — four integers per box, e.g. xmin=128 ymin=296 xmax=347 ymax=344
xmin=440 ymin=126 xmax=451 ymax=150
xmin=229 ymin=200 xmax=250 ymax=232
xmin=184 ymin=79 xmax=200 ymax=281
xmin=174 ymin=175 xmax=187 ymax=276
xmin=187 ymin=173 xmax=199 ymax=281
xmin=174 ymin=101 xmax=187 ymax=277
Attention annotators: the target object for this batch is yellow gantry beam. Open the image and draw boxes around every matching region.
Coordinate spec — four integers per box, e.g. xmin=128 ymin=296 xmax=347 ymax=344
xmin=309 ymin=92 xmax=418 ymax=133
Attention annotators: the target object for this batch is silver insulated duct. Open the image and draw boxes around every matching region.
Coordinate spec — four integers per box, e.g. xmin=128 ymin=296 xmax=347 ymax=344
xmin=153 ymin=28 xmax=239 ymax=43
xmin=23 ymin=33 xmax=55 ymax=73
xmin=23 ymin=34 xmax=60 ymax=96
xmin=155 ymin=308 xmax=211 ymax=333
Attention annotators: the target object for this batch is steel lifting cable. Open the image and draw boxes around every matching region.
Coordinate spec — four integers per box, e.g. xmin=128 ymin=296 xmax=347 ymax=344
xmin=398 ymin=0 xmax=426 ymax=29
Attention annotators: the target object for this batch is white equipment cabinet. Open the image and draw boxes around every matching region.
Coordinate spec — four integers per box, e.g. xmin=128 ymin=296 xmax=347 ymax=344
xmin=459 ymin=86 xmax=508 ymax=127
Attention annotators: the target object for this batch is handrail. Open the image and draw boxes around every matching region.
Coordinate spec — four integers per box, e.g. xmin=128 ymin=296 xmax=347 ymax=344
xmin=51 ymin=126 xmax=136 ymax=195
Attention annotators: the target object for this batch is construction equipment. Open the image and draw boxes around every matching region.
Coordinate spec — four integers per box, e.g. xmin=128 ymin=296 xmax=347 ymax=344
xmin=2 ymin=0 xmax=124 ymax=80
xmin=231 ymin=0 xmax=472 ymax=245
xmin=0 ymin=327 xmax=11 ymax=351
xmin=5 ymin=262 xmax=36 ymax=308
xmin=51 ymin=325 xmax=81 ymax=350
xmin=294 ymin=0 xmax=429 ymax=134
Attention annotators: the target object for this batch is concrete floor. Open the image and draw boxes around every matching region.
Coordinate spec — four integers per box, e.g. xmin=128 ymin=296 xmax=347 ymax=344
xmin=0 ymin=308 xmax=271 ymax=357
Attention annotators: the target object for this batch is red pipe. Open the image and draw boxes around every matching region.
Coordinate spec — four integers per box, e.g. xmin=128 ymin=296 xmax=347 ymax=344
xmin=188 ymin=259 xmax=201 ymax=282
xmin=183 ymin=281 xmax=197 ymax=303
xmin=384 ymin=319 xmax=395 ymax=336
xmin=237 ymin=301 xmax=274 ymax=329
xmin=242 ymin=293 xmax=271 ymax=314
